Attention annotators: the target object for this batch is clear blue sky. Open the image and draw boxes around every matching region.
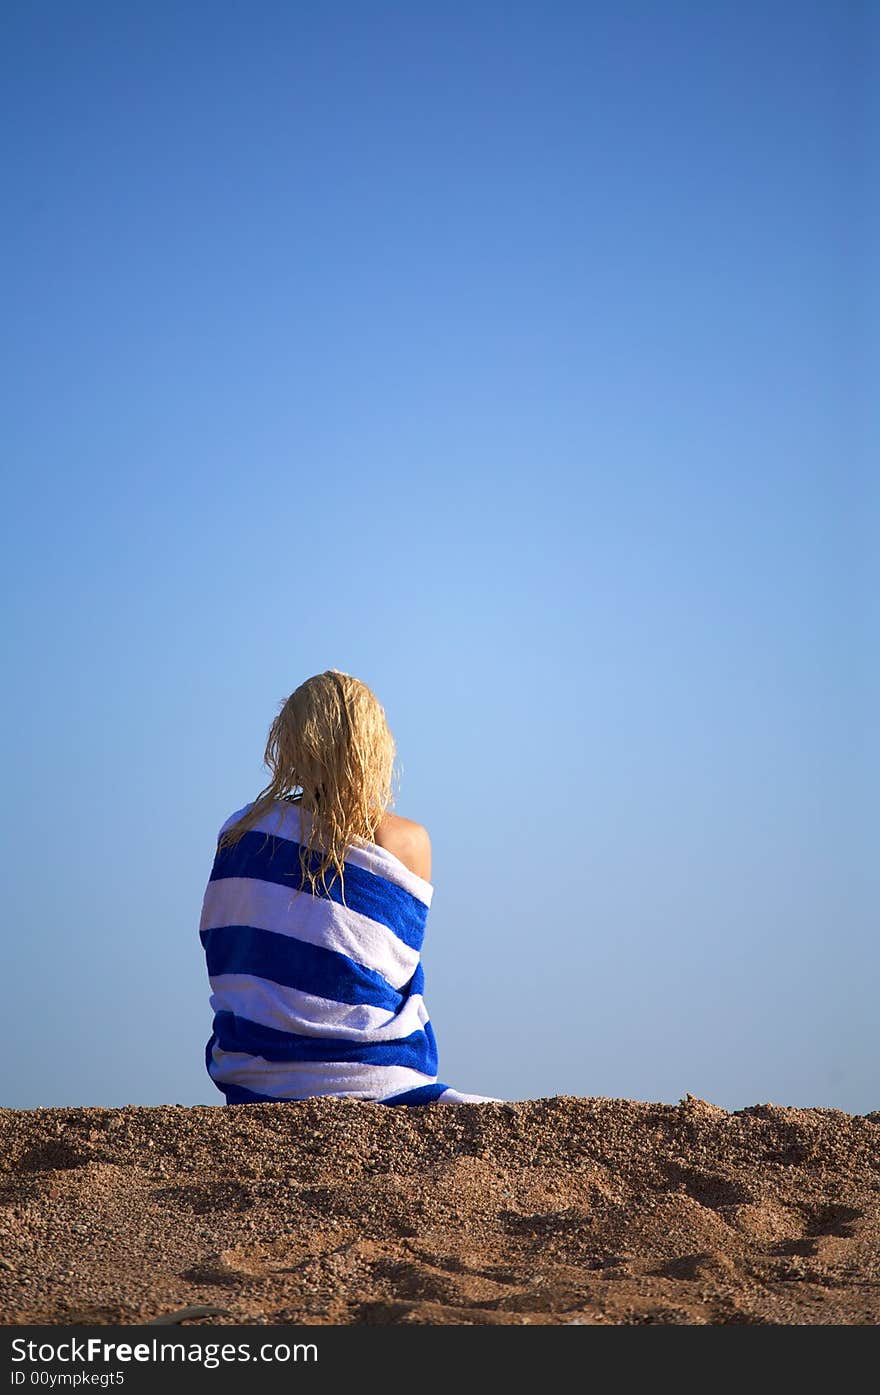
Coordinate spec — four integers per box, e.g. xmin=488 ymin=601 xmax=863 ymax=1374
xmin=2 ymin=2 xmax=875 ymax=1113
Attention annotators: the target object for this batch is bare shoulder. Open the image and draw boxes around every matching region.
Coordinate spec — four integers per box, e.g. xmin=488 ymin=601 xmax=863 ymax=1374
xmin=372 ymin=811 xmax=432 ymax=882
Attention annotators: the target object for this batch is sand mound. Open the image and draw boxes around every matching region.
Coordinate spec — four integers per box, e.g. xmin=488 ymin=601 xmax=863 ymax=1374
xmin=1 ymin=1095 xmax=878 ymax=1326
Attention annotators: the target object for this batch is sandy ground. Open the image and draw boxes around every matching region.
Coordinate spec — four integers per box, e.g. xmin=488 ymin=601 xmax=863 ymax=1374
xmin=1 ymin=1095 xmax=878 ymax=1326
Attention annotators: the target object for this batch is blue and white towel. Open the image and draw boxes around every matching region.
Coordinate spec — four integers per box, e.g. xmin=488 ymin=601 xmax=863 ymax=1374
xmin=199 ymin=799 xmax=495 ymax=1106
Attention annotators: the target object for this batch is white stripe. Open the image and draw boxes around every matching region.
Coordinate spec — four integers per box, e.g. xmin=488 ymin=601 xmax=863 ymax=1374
xmin=200 ymin=877 xmax=419 ymax=989
xmin=437 ymin=1088 xmax=503 ymax=1104
xmin=220 ymin=801 xmax=434 ymax=906
xmin=208 ymin=1047 xmax=439 ymax=1101
xmin=207 ymin=973 xmax=430 ymax=1042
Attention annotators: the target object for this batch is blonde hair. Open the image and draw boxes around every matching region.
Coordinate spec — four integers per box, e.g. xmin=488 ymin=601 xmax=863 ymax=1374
xmin=218 ymin=671 xmax=398 ymax=905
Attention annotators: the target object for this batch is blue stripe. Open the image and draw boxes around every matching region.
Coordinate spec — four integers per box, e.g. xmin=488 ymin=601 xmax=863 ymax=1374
xmin=200 ymin=924 xmax=403 ymax=1013
xmin=216 ymin=1080 xmax=452 ymax=1106
xmin=210 ymin=831 xmax=428 ymax=951
xmin=380 ymin=1083 xmax=451 ymax=1106
xmin=219 ymin=1082 xmax=293 ymax=1105
xmin=211 ymin=1010 xmax=438 ymax=1074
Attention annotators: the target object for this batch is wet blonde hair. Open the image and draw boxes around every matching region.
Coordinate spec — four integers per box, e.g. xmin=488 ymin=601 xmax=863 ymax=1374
xmin=218 ymin=670 xmax=398 ymax=905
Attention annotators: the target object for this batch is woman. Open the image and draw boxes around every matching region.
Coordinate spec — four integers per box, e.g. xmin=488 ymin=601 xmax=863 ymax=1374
xmin=199 ymin=670 xmax=497 ymax=1105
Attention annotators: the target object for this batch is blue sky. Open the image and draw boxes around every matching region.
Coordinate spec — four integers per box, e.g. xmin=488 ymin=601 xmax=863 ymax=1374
xmin=3 ymin=1 xmax=875 ymax=1113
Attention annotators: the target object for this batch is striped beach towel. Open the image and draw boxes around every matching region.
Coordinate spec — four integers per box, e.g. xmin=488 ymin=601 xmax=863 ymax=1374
xmin=199 ymin=799 xmax=495 ymax=1106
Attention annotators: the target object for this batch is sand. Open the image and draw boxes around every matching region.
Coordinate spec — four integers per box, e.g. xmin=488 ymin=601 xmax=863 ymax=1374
xmin=1 ymin=1095 xmax=878 ymax=1326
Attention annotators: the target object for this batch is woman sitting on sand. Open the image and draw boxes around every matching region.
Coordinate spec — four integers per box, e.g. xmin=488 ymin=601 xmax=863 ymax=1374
xmin=199 ymin=670 xmax=497 ymax=1106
